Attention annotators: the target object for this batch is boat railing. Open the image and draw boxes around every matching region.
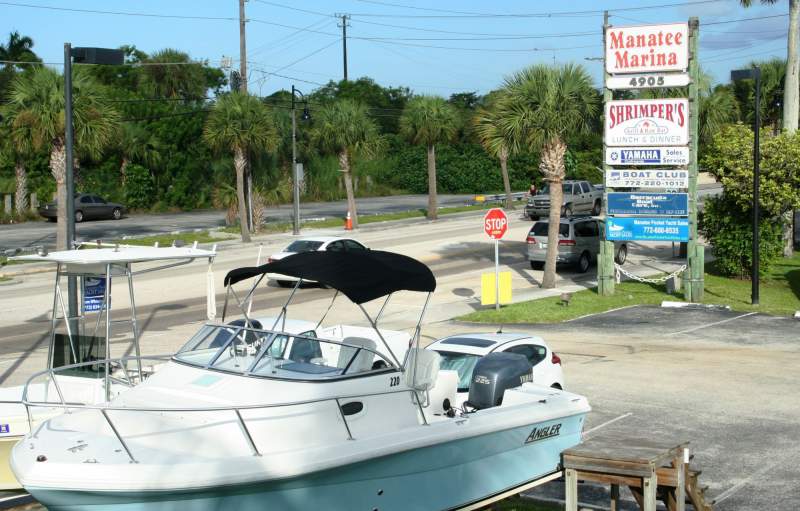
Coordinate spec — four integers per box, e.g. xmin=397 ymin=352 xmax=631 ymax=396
xmin=20 ymin=355 xmax=428 ymax=464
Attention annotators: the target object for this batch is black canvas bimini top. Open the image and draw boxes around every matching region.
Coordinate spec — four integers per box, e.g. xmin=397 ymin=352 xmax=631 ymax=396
xmin=224 ymin=250 xmax=436 ymax=304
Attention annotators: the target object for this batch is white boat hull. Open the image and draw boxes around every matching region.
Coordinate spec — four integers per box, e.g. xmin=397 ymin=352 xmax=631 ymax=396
xmin=23 ymin=412 xmax=585 ymax=510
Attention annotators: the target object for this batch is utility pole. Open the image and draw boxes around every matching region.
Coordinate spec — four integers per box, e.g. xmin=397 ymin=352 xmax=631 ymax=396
xmin=337 ymin=14 xmax=350 ymax=81
xmin=239 ymin=0 xmax=254 ymax=233
xmin=238 ymin=0 xmax=248 ymax=93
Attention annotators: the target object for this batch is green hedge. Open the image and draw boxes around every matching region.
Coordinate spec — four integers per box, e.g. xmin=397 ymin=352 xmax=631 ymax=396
xmin=700 ymin=194 xmax=785 ymax=278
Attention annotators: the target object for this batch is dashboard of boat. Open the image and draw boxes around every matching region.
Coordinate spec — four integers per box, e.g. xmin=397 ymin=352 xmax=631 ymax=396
xmin=173 ymin=323 xmax=397 ymax=381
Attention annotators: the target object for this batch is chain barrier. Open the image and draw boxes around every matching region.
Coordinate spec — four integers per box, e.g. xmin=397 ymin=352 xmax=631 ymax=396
xmin=614 ymin=263 xmax=687 ymax=284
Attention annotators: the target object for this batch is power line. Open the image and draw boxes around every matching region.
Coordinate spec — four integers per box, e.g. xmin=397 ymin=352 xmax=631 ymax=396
xmin=271 ymin=39 xmax=341 ymax=75
xmin=705 ymin=14 xmax=789 ymax=26
xmin=0 ymin=1 xmax=237 ymax=20
xmin=351 ymin=18 xmax=587 ymax=37
xmin=353 ymin=0 xmax=489 ymax=16
xmin=345 ymin=0 xmax=728 ymax=18
xmin=251 ymin=0 xmax=333 ymax=18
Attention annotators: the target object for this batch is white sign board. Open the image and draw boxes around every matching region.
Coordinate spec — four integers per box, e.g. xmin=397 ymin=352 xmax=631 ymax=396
xmin=605 ymin=99 xmax=688 ymax=147
xmin=607 ymin=73 xmax=690 ymax=90
xmin=606 ymin=23 xmax=689 ymax=74
xmin=605 ymin=147 xmax=690 ymax=166
xmin=605 ymin=169 xmax=689 ymax=189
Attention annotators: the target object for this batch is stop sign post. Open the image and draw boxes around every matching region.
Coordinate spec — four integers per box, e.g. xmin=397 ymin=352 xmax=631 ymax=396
xmin=484 ymin=208 xmax=508 ymax=309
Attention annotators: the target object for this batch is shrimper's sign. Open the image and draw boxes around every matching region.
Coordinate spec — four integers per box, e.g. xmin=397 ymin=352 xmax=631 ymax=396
xmin=605 ymin=99 xmax=688 ymax=146
xmin=606 ymin=23 xmax=688 ymax=74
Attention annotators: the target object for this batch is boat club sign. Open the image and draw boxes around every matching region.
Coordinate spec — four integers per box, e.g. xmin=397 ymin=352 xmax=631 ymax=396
xmin=605 ymin=99 xmax=688 ymax=147
xmin=605 ymin=146 xmax=689 ymax=166
xmin=605 ymin=169 xmax=689 ymax=189
xmin=606 ymin=23 xmax=688 ymax=74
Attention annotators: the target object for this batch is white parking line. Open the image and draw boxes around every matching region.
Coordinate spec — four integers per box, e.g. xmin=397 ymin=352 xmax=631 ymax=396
xmin=712 ymin=461 xmax=780 ymax=504
xmin=669 ymin=312 xmax=757 ymax=336
xmin=582 ymin=412 xmax=633 ymax=438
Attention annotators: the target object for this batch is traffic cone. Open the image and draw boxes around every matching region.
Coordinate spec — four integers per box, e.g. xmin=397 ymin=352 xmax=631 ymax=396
xmin=344 ymin=210 xmax=353 ymax=230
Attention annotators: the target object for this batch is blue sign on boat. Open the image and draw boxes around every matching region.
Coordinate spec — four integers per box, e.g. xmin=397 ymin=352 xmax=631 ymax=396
xmin=607 ymin=193 xmax=688 ymax=216
xmin=606 ymin=217 xmax=689 ymax=242
xmin=83 ymin=277 xmax=108 ymax=312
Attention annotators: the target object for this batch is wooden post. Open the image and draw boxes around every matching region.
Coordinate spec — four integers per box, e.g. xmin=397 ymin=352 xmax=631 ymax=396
xmin=643 ymin=470 xmax=657 ymax=511
xmin=675 ymin=449 xmax=686 ymax=511
xmin=565 ymin=468 xmax=578 ymax=511
xmin=3 ymin=195 xmax=10 ymax=215
xmin=684 ymin=16 xmax=704 ymax=302
xmin=610 ymin=483 xmax=620 ymax=511
xmin=598 ymin=9 xmax=616 ymax=296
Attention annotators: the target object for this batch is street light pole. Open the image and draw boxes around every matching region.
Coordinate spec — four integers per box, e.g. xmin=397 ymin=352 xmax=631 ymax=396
xmin=291 ymin=85 xmax=299 ymax=235
xmin=731 ymin=67 xmax=761 ymax=305
xmin=64 ymin=43 xmax=75 ymax=251
xmin=290 ymin=86 xmax=310 ymax=236
xmin=752 ymin=69 xmax=761 ymax=305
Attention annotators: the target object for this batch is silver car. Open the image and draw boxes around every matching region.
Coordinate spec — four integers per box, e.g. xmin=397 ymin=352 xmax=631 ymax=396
xmin=526 ymin=217 xmax=627 ymax=273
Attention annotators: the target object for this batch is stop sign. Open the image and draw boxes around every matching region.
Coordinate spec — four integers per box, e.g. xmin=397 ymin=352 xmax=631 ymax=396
xmin=483 ymin=208 xmax=508 ymax=240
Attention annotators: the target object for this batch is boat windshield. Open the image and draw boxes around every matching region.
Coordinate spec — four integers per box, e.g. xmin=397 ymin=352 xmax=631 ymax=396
xmin=174 ymin=324 xmax=394 ymax=380
xmin=435 ymin=351 xmax=481 ymax=392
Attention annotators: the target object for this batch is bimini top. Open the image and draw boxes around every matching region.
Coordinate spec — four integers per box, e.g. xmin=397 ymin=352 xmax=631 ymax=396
xmin=224 ymin=250 xmax=436 ymax=304
xmin=12 ymin=246 xmax=217 ymax=265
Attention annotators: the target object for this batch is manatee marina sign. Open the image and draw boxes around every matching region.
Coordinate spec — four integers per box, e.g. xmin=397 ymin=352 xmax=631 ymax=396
xmin=597 ymin=15 xmax=703 ymax=302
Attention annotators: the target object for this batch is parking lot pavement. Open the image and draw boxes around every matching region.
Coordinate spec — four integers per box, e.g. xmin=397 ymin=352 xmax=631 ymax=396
xmin=436 ymin=306 xmax=800 ymax=510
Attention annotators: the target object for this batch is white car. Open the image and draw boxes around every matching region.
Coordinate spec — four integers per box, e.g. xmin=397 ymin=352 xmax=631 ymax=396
xmin=426 ymin=333 xmax=564 ymax=407
xmin=267 ymin=236 xmax=368 ymax=287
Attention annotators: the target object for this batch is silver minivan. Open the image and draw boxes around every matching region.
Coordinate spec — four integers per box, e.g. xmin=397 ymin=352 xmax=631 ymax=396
xmin=526 ymin=217 xmax=627 ymax=273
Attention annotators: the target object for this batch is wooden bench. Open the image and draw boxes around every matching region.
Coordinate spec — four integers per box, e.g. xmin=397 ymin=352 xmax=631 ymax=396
xmin=563 ymin=434 xmax=711 ymax=511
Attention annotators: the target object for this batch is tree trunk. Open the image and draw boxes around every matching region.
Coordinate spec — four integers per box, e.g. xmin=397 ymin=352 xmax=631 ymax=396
xmin=500 ymin=149 xmax=513 ymax=210
xmin=49 ymin=143 xmax=68 ymax=250
xmin=540 ymin=138 xmax=567 ymax=289
xmin=120 ymin=158 xmax=129 ymax=185
xmin=339 ymin=150 xmax=359 ymax=229
xmin=14 ymin=162 xmax=28 ymax=214
xmin=784 ymin=0 xmax=800 ymax=133
xmin=234 ymin=147 xmax=251 ymax=243
xmin=427 ymin=144 xmax=438 ymax=220
xmin=783 ymin=209 xmax=794 ymax=257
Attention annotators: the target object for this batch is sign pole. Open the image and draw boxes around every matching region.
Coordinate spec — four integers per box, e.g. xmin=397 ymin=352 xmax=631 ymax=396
xmin=598 ymin=10 xmax=615 ymax=296
xmin=494 ymin=239 xmax=500 ymax=310
xmin=684 ymin=17 xmax=704 ymax=302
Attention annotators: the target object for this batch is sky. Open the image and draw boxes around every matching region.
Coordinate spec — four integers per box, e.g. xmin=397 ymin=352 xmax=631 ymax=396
xmin=1 ymin=0 xmax=790 ymax=97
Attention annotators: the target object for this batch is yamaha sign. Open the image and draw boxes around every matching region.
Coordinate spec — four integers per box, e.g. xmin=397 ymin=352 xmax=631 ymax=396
xmin=605 ymin=99 xmax=689 ymax=147
xmin=605 ymin=146 xmax=689 ymax=166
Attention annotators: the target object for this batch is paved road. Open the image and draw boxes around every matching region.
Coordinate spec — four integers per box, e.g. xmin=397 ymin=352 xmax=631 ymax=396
xmin=0 ymin=193 xmax=480 ymax=250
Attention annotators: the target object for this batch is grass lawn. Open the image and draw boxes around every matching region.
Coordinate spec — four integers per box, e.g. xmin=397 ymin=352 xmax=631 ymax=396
xmin=115 ymin=231 xmax=219 ymax=247
xmin=221 ymin=203 xmax=496 ymax=235
xmin=460 ymin=253 xmax=800 ymax=323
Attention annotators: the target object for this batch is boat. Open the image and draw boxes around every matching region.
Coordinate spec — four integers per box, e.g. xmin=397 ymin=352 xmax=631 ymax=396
xmin=11 ymin=250 xmax=590 ymax=510
xmin=0 ymin=244 xmax=217 ymax=489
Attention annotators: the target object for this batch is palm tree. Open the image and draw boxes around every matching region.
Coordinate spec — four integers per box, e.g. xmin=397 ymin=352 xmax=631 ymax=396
xmin=399 ymin=96 xmax=460 ymax=220
xmin=6 ymin=67 xmax=119 ymax=248
xmin=473 ymin=93 xmax=516 ymax=210
xmin=0 ymin=31 xmax=41 ymax=94
xmin=118 ymin=124 xmax=162 ymax=183
xmin=310 ymin=100 xmax=382 ymax=229
xmin=499 ymin=64 xmax=598 ymax=289
xmin=0 ymin=110 xmax=28 ymax=215
xmin=203 ymin=92 xmax=278 ymax=242
xmin=741 ymin=0 xmax=798 ymax=132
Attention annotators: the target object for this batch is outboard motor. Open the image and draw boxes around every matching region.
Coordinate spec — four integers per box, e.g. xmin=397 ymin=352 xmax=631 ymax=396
xmin=466 ymin=352 xmax=533 ymax=410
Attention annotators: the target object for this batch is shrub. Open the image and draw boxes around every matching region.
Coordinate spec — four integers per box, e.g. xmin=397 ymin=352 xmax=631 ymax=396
xmin=700 ymin=194 xmax=785 ymax=278
xmin=124 ymin=164 xmax=155 ymax=210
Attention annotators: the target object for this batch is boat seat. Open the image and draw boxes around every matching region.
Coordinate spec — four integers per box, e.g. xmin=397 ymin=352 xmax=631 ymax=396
xmin=427 ymin=370 xmax=458 ymax=417
xmin=405 ymin=348 xmax=440 ymax=392
xmin=337 ymin=337 xmax=377 ymax=374
xmin=210 ymin=319 xmax=262 ymax=348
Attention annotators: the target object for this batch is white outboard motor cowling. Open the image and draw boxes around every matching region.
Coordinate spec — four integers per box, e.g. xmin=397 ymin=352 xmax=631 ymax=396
xmin=466 ymin=352 xmax=533 ymax=409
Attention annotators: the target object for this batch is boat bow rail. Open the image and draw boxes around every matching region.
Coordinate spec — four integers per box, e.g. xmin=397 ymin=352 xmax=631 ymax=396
xmin=19 ymin=353 xmax=431 ymax=464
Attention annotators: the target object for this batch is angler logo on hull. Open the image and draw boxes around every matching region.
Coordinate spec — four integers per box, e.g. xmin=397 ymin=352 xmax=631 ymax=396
xmin=525 ymin=423 xmax=562 ymax=444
